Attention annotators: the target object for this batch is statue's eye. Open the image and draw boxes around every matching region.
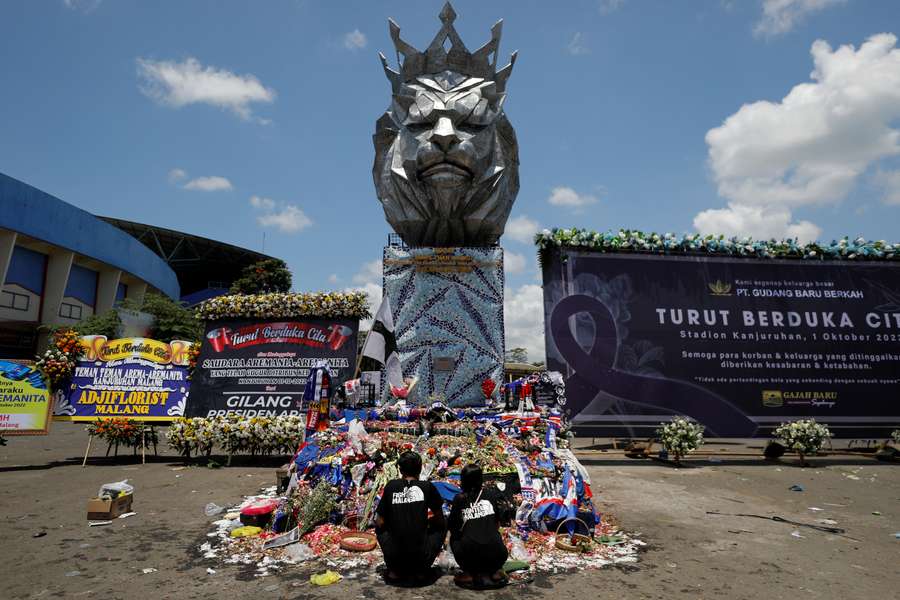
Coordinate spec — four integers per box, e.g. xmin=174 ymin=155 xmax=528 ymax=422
xmin=406 ymin=122 xmax=432 ymax=134
xmin=459 ymin=122 xmax=487 ymax=134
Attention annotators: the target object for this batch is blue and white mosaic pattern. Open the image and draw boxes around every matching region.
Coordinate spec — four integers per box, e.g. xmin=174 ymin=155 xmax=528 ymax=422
xmin=384 ymin=246 xmax=504 ymax=406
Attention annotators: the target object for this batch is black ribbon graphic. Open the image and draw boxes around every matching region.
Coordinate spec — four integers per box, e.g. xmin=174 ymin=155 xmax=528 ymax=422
xmin=550 ymin=294 xmax=758 ymax=437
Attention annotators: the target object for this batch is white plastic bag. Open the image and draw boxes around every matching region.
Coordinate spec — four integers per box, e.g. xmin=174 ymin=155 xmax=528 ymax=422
xmin=98 ymin=480 xmax=133 ymax=499
xmin=508 ymin=534 xmax=532 ymax=561
xmin=282 ymin=543 xmax=315 ymax=562
xmin=347 ymin=419 xmax=369 ymax=454
xmin=435 ymin=549 xmax=459 ymax=571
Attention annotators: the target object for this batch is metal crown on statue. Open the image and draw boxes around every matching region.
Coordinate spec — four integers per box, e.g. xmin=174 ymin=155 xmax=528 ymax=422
xmin=373 ymin=2 xmax=520 ymax=247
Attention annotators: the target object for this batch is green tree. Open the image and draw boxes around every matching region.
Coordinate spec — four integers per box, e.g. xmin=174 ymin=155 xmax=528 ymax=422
xmin=140 ymin=293 xmax=203 ymax=341
xmin=230 ymin=258 xmax=292 ymax=294
xmin=505 ymin=347 xmax=528 ymax=363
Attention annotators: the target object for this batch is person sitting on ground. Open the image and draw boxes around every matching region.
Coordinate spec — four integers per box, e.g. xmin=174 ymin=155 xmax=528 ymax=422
xmin=375 ymin=450 xmax=447 ymax=584
xmin=448 ymin=464 xmax=510 ymax=588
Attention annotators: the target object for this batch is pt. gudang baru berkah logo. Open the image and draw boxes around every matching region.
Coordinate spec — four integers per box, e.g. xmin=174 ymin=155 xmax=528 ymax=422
xmin=762 ymin=390 xmax=783 ymax=407
xmin=708 ymin=280 xmax=732 ymax=296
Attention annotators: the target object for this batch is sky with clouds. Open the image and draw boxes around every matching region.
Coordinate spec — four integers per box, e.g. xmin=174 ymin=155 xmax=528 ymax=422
xmin=2 ymin=0 xmax=900 ymax=362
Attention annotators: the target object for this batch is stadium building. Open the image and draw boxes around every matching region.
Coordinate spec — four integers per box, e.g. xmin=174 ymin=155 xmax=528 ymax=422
xmin=0 ymin=172 xmax=276 ymax=358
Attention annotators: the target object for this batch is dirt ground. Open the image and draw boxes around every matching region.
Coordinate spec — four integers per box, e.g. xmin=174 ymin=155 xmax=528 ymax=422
xmin=2 ymin=425 xmax=898 ymax=599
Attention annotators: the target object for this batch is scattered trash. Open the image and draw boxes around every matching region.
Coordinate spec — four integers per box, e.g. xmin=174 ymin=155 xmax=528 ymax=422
xmin=230 ymin=526 xmax=263 ymax=538
xmin=893 ymin=533 xmax=900 ymax=539
xmin=32 ymin=531 xmax=46 ymax=538
xmin=206 ymin=568 xmax=216 ymax=575
xmin=282 ymin=543 xmax=314 ymax=562
xmin=823 ymin=503 xmax=848 ymax=507
xmin=263 ymin=527 xmax=301 ymax=550
xmin=310 ymin=570 xmax=342 ymax=586
xmin=88 ymin=521 xmax=112 ymax=527
xmin=808 ymin=507 xmax=824 ymax=512
xmin=65 ymin=571 xmax=81 ymax=577
xmin=79 ymin=543 xmax=91 ymax=549
xmin=872 ymin=511 xmax=882 ymax=516
xmin=666 ymin=562 xmax=677 ymax=569
xmin=818 ymin=519 xmax=838 ymax=526
xmin=98 ymin=480 xmax=133 ymax=499
xmin=171 ymin=466 xmax=187 ymax=471
xmin=118 ymin=512 xmax=136 ymax=519
xmin=789 ymin=484 xmax=805 ymax=492
xmin=141 ymin=568 xmax=157 ymax=574
xmin=205 ymin=503 xmax=225 ymax=517
xmin=791 ymin=531 xmax=805 ymax=539
xmin=707 ymin=511 xmax=846 ymax=535
xmin=845 ymin=475 xmax=860 ymax=481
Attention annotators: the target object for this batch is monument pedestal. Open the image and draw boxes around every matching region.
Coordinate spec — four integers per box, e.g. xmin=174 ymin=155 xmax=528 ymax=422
xmin=383 ymin=245 xmax=504 ymax=406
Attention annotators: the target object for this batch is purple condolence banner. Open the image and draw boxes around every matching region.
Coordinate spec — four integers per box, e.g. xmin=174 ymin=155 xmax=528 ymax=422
xmin=541 ymin=249 xmax=900 ymax=438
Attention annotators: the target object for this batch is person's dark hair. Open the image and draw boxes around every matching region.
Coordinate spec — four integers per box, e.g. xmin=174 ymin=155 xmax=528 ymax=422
xmin=460 ymin=463 xmax=483 ymax=498
xmin=397 ymin=450 xmax=422 ymax=478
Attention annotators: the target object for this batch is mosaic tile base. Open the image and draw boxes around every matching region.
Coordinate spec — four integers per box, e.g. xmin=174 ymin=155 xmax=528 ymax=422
xmin=383 ymin=246 xmax=505 ymax=406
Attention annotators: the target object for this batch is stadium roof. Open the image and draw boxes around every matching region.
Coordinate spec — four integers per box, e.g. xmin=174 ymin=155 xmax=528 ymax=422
xmin=99 ymin=217 xmax=276 ymax=298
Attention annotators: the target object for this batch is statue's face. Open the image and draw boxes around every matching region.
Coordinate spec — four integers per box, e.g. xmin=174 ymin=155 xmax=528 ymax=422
xmin=374 ymin=70 xmax=519 ymax=247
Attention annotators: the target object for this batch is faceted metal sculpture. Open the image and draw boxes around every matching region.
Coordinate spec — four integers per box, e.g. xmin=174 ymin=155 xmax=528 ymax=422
xmin=373 ymin=2 xmax=519 ymax=247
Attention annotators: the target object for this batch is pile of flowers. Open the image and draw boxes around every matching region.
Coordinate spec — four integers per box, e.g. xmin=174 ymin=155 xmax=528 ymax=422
xmin=892 ymin=429 xmax=900 ymax=445
xmin=85 ymin=417 xmax=157 ymax=448
xmin=656 ymin=417 xmax=705 ymax=465
xmin=167 ymin=415 xmax=306 ymax=458
xmin=773 ymin=419 xmax=832 ymax=465
xmin=196 ymin=292 xmax=370 ymax=321
xmin=35 ymin=329 xmax=85 ymax=391
xmin=198 ymin=417 xmax=643 ymax=580
xmin=535 ymin=228 xmax=900 ymax=262
xmin=186 ymin=342 xmax=201 ymax=380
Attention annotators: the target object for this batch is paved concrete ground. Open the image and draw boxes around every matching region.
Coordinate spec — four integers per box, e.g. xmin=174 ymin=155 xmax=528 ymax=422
xmin=2 ymin=425 xmax=898 ymax=599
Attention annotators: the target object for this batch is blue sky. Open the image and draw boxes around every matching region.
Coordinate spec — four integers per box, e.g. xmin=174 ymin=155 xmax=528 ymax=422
xmin=2 ymin=0 xmax=900 ymax=359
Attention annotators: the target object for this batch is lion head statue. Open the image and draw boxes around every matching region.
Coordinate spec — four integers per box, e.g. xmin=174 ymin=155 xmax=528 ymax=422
xmin=373 ymin=3 xmax=519 ymax=247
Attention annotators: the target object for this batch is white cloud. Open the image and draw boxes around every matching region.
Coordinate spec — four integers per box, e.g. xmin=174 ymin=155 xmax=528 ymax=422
xmin=694 ymin=203 xmax=821 ymax=243
xmin=548 ymin=186 xmax=599 ymax=209
xmin=567 ymin=32 xmax=589 ymax=56
xmin=257 ymin=206 xmax=312 ymax=233
xmin=345 ymin=260 xmax=383 ymax=330
xmin=183 ymin=176 xmax=233 ymax=192
xmin=598 ymin=0 xmax=626 ymax=15
xmin=754 ymin=0 xmax=845 ymax=38
xmin=167 ymin=168 xmax=187 ymax=183
xmin=504 ymin=284 xmax=546 ymax=364
xmin=249 ymin=196 xmax=312 ymax=233
xmin=353 ymin=260 xmax=382 ymax=285
xmin=698 ymin=33 xmax=900 ymax=241
xmin=343 ymin=29 xmax=367 ymax=50
xmin=249 ymin=195 xmax=275 ymax=210
xmin=875 ymin=170 xmax=900 ymax=206
xmin=504 ymin=215 xmax=540 ymax=244
xmin=63 ymin=0 xmax=101 ymax=12
xmin=505 ymin=251 xmax=527 ymax=275
xmin=136 ymin=57 xmax=275 ymax=121
xmin=328 ymin=274 xmax=340 ymax=284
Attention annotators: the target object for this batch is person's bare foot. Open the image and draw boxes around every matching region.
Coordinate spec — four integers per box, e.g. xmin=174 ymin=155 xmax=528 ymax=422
xmin=384 ymin=570 xmax=402 ymax=584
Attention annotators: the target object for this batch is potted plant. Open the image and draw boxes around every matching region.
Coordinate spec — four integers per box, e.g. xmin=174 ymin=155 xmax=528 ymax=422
xmin=656 ymin=417 xmax=704 ymax=466
xmin=772 ymin=419 xmax=832 ymax=466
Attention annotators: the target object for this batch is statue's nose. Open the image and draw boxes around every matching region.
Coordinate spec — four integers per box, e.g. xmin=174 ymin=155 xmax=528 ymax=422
xmin=429 ymin=116 xmax=460 ymax=152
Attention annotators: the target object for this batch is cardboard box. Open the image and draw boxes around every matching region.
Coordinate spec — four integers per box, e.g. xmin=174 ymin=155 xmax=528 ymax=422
xmin=86 ymin=493 xmax=133 ymax=520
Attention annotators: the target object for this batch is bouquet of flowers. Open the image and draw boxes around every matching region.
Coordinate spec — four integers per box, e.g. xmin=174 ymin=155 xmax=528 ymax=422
xmin=656 ymin=417 xmax=705 ymax=465
xmin=186 ymin=342 xmax=201 ymax=380
xmin=86 ymin=417 xmax=142 ymax=447
xmin=35 ymin=329 xmax=85 ymax=391
xmin=892 ymin=429 xmax=900 ymax=445
xmin=773 ymin=419 xmax=832 ymax=465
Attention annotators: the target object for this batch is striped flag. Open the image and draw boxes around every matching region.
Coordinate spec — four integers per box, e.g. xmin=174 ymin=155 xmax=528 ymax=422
xmin=360 ymin=295 xmax=403 ymax=389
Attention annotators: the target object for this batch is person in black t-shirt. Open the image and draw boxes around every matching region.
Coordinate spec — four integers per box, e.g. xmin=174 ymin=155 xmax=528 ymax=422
xmin=375 ymin=451 xmax=447 ymax=584
xmin=448 ymin=464 xmax=509 ymax=588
